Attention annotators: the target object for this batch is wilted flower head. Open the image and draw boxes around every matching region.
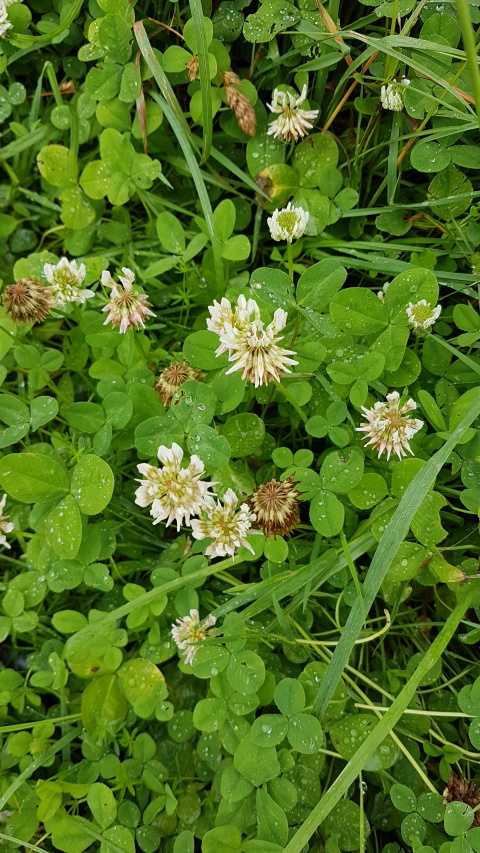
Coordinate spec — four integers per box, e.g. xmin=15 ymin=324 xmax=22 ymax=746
xmin=135 ymin=442 xmax=216 ymax=531
xmin=155 ymin=360 xmax=203 ymax=406
xmin=380 ymin=78 xmax=410 ymax=111
xmin=0 ymin=494 xmax=14 ymax=549
xmin=267 ymin=85 xmax=319 ymax=143
xmin=102 ymin=267 xmax=155 ymax=334
xmin=268 ymin=203 xmax=309 ymax=243
xmin=223 ymin=72 xmax=256 ymax=136
xmin=171 ymin=609 xmax=217 ymax=665
xmin=221 ymin=306 xmax=298 ymax=387
xmin=43 ymin=258 xmax=94 ymax=306
xmin=191 ymin=488 xmax=257 ymax=559
xmin=357 ymin=391 xmax=424 ymax=460
xmin=250 ymin=475 xmax=300 ymax=538
xmin=406 ymin=300 xmax=441 ymax=330
xmin=2 ymin=277 xmax=54 ymax=325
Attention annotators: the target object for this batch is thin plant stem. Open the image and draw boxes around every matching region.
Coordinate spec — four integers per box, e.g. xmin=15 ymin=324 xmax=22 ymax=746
xmin=455 ymin=0 xmax=480 ymax=124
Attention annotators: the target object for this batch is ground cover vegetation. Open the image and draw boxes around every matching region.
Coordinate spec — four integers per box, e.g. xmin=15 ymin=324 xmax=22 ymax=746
xmin=1 ymin=0 xmax=480 ymax=851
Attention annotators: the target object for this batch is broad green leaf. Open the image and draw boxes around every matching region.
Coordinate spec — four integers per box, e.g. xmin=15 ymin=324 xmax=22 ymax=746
xmin=81 ymin=674 xmax=127 ymax=737
xmin=222 ymin=413 xmax=265 ymax=457
xmin=97 ymin=13 xmax=132 ymax=64
xmin=37 ymin=144 xmax=77 ymax=188
xmin=256 ymin=789 xmax=288 ymax=847
xmin=234 ymin=735 xmax=280 ymax=786
xmin=330 ymin=288 xmax=388 ymax=335
xmin=274 ymin=678 xmax=305 ymax=716
xmin=70 ymin=455 xmax=114 ymax=515
xmin=309 ymin=490 xmax=344 ymax=536
xmin=87 ymin=783 xmax=117 ymax=829
xmin=43 ymin=494 xmax=82 ymax=559
xmin=202 ymin=825 xmax=242 ymax=853
xmin=296 ymin=259 xmax=346 ymax=313
xmin=0 ymin=453 xmax=68 ymax=503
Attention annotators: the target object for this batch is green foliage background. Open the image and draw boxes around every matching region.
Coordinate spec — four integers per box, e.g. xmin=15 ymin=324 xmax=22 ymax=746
xmin=1 ymin=0 xmax=480 ymax=852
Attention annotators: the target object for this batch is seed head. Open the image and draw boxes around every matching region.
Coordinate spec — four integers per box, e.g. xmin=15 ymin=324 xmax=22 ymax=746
xmin=2 ymin=278 xmax=54 ymax=325
xmin=155 ymin=360 xmax=203 ymax=406
xmin=250 ymin=476 xmax=300 ymax=538
xmin=223 ymin=73 xmax=257 ymax=137
xmin=187 ymin=54 xmax=199 ymax=82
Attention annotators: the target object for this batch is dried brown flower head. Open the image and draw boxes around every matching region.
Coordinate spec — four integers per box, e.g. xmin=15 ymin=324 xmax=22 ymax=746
xmin=222 ymin=72 xmax=256 ymax=137
xmin=443 ymin=772 xmax=480 ymax=827
xmin=187 ymin=55 xmax=199 ymax=82
xmin=249 ymin=475 xmax=300 ymax=538
xmin=155 ymin=360 xmax=202 ymax=406
xmin=2 ymin=277 xmax=54 ymax=325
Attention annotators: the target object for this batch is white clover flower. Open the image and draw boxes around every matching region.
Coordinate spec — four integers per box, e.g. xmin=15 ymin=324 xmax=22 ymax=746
xmin=191 ymin=488 xmax=257 ymax=559
xmin=223 ymin=307 xmax=298 ymax=387
xmin=135 ymin=442 xmax=216 ymax=531
xmin=377 ymin=281 xmax=391 ymax=301
xmin=267 ymin=203 xmax=309 ymax=243
xmin=0 ymin=494 xmax=14 ymax=549
xmin=171 ymin=609 xmax=217 ymax=665
xmin=0 ymin=0 xmax=20 ymax=38
xmin=380 ymin=78 xmax=410 ymax=112
xmin=267 ymin=84 xmax=319 ymax=143
xmin=207 ymin=294 xmax=259 ymax=355
xmin=357 ymin=392 xmax=424 ymax=461
xmin=102 ymin=267 xmax=155 ymax=334
xmin=43 ymin=258 xmax=94 ymax=306
xmin=406 ymin=300 xmax=441 ymax=330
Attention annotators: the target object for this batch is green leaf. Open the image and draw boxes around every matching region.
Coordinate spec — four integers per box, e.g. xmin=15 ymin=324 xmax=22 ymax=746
xmin=97 ymin=13 xmax=132 ymax=64
xmin=214 ymin=198 xmax=236 ymax=242
xmin=60 ymin=186 xmax=96 ymax=230
xmin=135 ymin=416 xmax=183 ymax=458
xmin=45 ymin=811 xmax=94 ymax=853
xmin=70 ymin=455 xmax=114 ymax=515
xmin=445 ymin=803 xmax=475 ymax=837
xmin=222 ymin=234 xmax=251 ymax=261
xmin=202 ymin=825 xmax=242 ymax=853
xmin=101 ymin=824 xmax=136 ymax=853
xmin=321 ymin=449 xmax=364 ymax=494
xmin=330 ymin=288 xmax=388 ymax=335
xmin=348 ymin=473 xmax=388 ymax=509
xmin=37 ymin=144 xmax=77 ymax=188
xmin=296 ymin=259 xmax=346 ymax=313
xmin=384 ymin=268 xmax=439 ymax=320
xmin=67 ymin=402 xmax=105 ymax=433
xmin=234 ymin=735 xmax=280 ymax=786
xmin=87 ymin=783 xmax=117 ymax=829
xmin=103 ymin=391 xmax=133 ymax=429
xmin=410 ymin=141 xmax=451 ymax=173
xmin=250 ymin=714 xmax=288 ymax=747
xmin=321 ymin=800 xmax=371 ymax=852
xmin=30 ymin=396 xmax=59 ymax=431
xmin=170 ymin=380 xmax=216 ymax=429
xmin=227 ymin=650 xmax=265 ymax=695
xmin=222 ymin=413 xmax=265 ymax=457
xmin=43 ymin=494 xmax=82 ymax=559
xmin=156 ymin=212 xmax=186 ymax=254
xmin=287 ymin=713 xmax=323 ymax=754
xmin=250 ymin=267 xmax=294 ymax=310
xmin=183 ymin=330 xmax=228 ymax=370
xmin=81 ymin=674 xmax=127 ymax=737
xmin=391 ymin=783 xmax=417 ymax=813
xmin=330 ymin=714 xmax=399 ymax=769
xmin=193 ymin=697 xmax=227 ymax=732
xmin=0 ymin=394 xmax=29 ymax=425
xmin=187 ymin=425 xmax=230 ymax=472
xmin=274 ymin=678 xmax=305 ymax=716
xmin=0 ymin=453 xmax=68 ymax=503
xmin=309 ymin=490 xmax=344 ymax=537
xmin=118 ymin=658 xmax=165 ymax=717
xmin=256 ymin=789 xmax=289 ymax=847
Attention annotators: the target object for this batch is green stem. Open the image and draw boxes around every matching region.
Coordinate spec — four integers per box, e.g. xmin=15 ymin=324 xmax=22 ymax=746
xmin=456 ymin=0 xmax=480 ymax=124
xmin=286 ymin=242 xmax=294 ymax=281
xmin=284 ymin=585 xmax=475 ymax=853
xmin=273 ymin=378 xmax=307 ymax=423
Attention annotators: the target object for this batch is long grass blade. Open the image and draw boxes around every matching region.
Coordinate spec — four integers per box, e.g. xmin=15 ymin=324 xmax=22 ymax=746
xmin=284 ymin=584 xmax=475 ymax=853
xmin=189 ymin=0 xmax=212 ymax=162
xmin=312 ymin=388 xmax=480 ymax=720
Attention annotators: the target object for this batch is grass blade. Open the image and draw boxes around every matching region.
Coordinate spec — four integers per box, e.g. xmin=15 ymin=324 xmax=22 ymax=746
xmin=189 ymin=0 xmax=212 ymax=162
xmin=284 ymin=584 xmax=475 ymax=853
xmin=312 ymin=388 xmax=480 ymax=720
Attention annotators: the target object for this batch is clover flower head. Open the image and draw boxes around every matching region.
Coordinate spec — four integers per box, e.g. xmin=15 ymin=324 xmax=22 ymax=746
xmin=267 ymin=84 xmax=319 ymax=143
xmin=222 ymin=306 xmax=298 ymax=387
xmin=2 ymin=277 xmax=54 ymax=324
xmin=0 ymin=494 xmax=14 ymax=549
xmin=381 ymin=78 xmax=410 ymax=111
xmin=207 ymin=294 xmax=260 ymax=356
xmin=135 ymin=442 xmax=216 ymax=531
xmin=43 ymin=258 xmax=94 ymax=306
xmin=250 ymin=475 xmax=300 ymax=538
xmin=357 ymin=391 xmax=424 ymax=460
xmin=267 ymin=202 xmax=309 ymax=243
xmin=406 ymin=300 xmax=441 ymax=330
xmin=191 ymin=488 xmax=257 ymax=559
xmin=171 ymin=609 xmax=217 ymax=665
xmin=102 ymin=267 xmax=155 ymax=334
